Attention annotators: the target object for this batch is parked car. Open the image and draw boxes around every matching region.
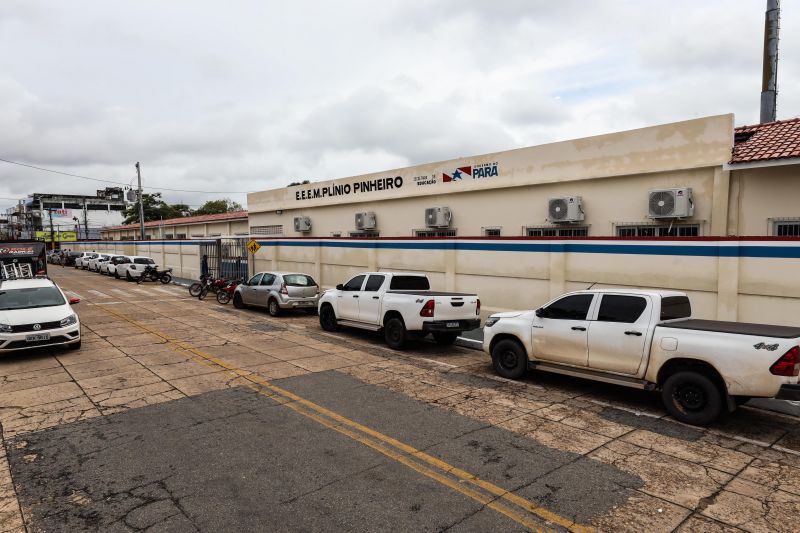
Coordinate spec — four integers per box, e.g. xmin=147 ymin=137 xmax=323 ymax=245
xmin=483 ymin=289 xmax=800 ymax=425
xmin=59 ymin=251 xmax=82 ymax=266
xmin=87 ymin=253 xmax=114 ymax=272
xmin=46 ymin=250 xmax=59 ymax=264
xmin=233 ymin=272 xmax=319 ymax=316
xmin=74 ymin=252 xmax=97 ymax=269
xmin=0 ymin=277 xmax=81 ymax=352
xmin=318 ymin=272 xmax=480 ymax=350
xmin=104 ymin=255 xmax=133 ymax=278
xmin=117 ymin=256 xmax=159 ymax=281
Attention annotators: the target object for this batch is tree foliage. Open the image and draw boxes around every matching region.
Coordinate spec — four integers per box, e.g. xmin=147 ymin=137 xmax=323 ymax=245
xmin=287 ymin=180 xmax=310 ymax=187
xmin=122 ymin=193 xmax=191 ymax=224
xmin=192 ymin=198 xmax=243 ymax=216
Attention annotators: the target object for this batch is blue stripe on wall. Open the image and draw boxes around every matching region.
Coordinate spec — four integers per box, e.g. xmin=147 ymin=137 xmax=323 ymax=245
xmin=81 ymin=239 xmax=800 ymax=259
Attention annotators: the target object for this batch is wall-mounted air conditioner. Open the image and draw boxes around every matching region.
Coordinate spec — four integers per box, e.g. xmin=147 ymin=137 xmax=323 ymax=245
xmin=425 ymin=207 xmax=452 ymax=228
xmin=355 ymin=211 xmax=377 ymax=230
xmin=648 ymin=188 xmax=694 ymax=218
xmin=293 ymin=216 xmax=312 ymax=232
xmin=548 ymin=196 xmax=584 ymax=223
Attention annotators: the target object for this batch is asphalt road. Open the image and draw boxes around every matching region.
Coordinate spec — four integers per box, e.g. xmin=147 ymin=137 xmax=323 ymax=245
xmin=1 ymin=267 xmax=799 ymax=532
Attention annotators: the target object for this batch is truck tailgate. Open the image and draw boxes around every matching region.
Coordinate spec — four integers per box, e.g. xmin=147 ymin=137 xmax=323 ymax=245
xmin=429 ymin=295 xmax=479 ymax=321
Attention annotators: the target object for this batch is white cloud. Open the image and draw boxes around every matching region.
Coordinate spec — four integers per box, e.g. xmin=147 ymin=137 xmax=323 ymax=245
xmin=0 ymin=0 xmax=797 ymax=214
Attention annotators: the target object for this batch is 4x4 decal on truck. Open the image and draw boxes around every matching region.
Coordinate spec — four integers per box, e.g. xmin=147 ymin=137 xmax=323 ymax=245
xmin=753 ymin=342 xmax=780 ymax=351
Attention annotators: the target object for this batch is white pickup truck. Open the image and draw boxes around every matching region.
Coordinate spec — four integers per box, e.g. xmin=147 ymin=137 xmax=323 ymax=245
xmin=318 ymin=272 xmax=481 ymax=350
xmin=483 ymin=289 xmax=800 ymax=425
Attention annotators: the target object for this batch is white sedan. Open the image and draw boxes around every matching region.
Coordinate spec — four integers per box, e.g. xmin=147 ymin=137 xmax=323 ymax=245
xmin=0 ymin=278 xmax=81 ymax=352
xmin=105 ymin=255 xmax=133 ymax=278
xmin=87 ymin=253 xmax=114 ymax=272
xmin=74 ymin=252 xmax=97 ymax=269
xmin=118 ymin=256 xmax=159 ymax=281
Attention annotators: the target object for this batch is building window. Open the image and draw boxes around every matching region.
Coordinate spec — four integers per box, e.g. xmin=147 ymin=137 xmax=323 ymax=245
xmin=525 ymin=226 xmax=588 ymax=237
xmin=616 ymin=224 xmax=699 ymax=237
xmin=63 ymin=203 xmax=82 ymax=209
xmin=482 ymin=227 xmax=502 ymax=237
xmin=176 ymin=233 xmax=187 ymax=240
xmin=233 ymin=232 xmax=249 ymax=236
xmin=414 ymin=229 xmax=457 ymax=237
xmin=250 ymin=225 xmax=283 ymax=236
xmin=87 ymin=204 xmax=109 ymax=210
xmin=774 ymin=221 xmax=800 ymax=237
xmin=209 ymin=233 xmax=222 ymax=237
xmin=109 ymin=205 xmax=126 ymax=211
xmin=330 ymin=232 xmax=342 ymax=237
xmin=190 ymin=234 xmax=205 ymax=238
xmin=164 ymin=234 xmax=174 ymax=239
xmin=42 ymin=202 xmax=62 ymax=209
xmin=349 ymin=231 xmax=380 ymax=238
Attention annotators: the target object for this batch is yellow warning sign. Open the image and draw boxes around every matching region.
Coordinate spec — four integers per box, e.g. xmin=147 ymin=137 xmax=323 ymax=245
xmin=246 ymin=239 xmax=262 ymax=254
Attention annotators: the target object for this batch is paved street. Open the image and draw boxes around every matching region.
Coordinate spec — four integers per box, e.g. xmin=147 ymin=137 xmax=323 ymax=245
xmin=1 ymin=268 xmax=799 ymax=532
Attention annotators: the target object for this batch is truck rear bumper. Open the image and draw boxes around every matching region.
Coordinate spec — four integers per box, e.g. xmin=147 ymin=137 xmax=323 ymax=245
xmin=422 ymin=319 xmax=481 ymax=332
xmin=776 ymin=384 xmax=800 ymax=401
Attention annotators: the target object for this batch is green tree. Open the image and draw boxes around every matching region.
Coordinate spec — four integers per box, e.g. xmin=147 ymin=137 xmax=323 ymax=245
xmin=122 ymin=193 xmax=191 ymax=224
xmin=192 ymin=198 xmax=243 ymax=216
xmin=287 ymin=180 xmax=310 ymax=187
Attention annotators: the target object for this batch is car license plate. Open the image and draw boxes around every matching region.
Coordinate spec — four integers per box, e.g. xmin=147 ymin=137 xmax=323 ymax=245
xmin=446 ymin=321 xmax=460 ymax=328
xmin=25 ymin=333 xmax=50 ymax=342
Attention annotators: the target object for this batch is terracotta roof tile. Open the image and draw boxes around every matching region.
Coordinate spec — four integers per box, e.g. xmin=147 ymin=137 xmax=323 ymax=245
xmin=730 ymin=117 xmax=800 ymax=164
xmin=105 ymin=210 xmax=248 ymax=231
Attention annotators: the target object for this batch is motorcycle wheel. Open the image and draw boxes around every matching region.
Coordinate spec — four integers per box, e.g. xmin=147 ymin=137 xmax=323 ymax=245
xmin=160 ymin=273 xmax=172 ymax=284
xmin=188 ymin=282 xmax=202 ymax=297
xmin=198 ymin=286 xmax=209 ymax=300
xmin=216 ymin=292 xmax=231 ymax=304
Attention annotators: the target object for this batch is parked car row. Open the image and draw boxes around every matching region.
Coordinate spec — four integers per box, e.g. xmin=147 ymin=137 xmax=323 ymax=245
xmin=74 ymin=252 xmax=162 ymax=281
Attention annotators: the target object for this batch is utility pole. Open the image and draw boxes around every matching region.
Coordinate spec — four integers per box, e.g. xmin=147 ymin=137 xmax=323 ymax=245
xmin=760 ymin=0 xmax=780 ymax=123
xmin=47 ymin=209 xmax=55 ymax=251
xmin=135 ymin=162 xmax=145 ymax=240
xmin=82 ymin=199 xmax=89 ymax=240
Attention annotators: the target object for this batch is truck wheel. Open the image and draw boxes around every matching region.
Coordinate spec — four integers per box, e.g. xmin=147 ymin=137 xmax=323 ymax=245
xmin=661 ymin=371 xmax=724 ymax=426
xmin=433 ymin=332 xmax=458 ymax=345
xmin=114 ymin=270 xmax=120 ymax=279
xmin=268 ymin=298 xmax=281 ymax=317
xmin=319 ymin=305 xmax=339 ymax=332
xmin=126 ymin=271 xmax=133 ymax=281
xmin=491 ymin=339 xmax=527 ymax=379
xmin=384 ymin=317 xmax=407 ymax=350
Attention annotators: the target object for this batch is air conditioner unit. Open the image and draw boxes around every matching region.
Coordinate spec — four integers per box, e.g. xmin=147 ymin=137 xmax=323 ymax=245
xmin=425 ymin=207 xmax=452 ymax=228
xmin=648 ymin=188 xmax=694 ymax=218
xmin=355 ymin=211 xmax=377 ymax=230
xmin=293 ymin=216 xmax=312 ymax=232
xmin=548 ymin=196 xmax=584 ymax=223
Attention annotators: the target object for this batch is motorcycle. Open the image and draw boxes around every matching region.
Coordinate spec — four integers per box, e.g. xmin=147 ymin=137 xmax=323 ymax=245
xmin=215 ymin=279 xmax=243 ymax=304
xmin=198 ymin=277 xmax=229 ymax=300
xmin=136 ymin=265 xmax=173 ymax=284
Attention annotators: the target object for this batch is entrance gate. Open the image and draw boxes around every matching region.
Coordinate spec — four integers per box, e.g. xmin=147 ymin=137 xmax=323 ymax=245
xmin=198 ymin=238 xmax=250 ymax=280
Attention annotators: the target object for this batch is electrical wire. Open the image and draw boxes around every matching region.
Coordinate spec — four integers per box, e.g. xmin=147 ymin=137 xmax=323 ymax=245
xmin=0 ymin=157 xmax=252 ymax=194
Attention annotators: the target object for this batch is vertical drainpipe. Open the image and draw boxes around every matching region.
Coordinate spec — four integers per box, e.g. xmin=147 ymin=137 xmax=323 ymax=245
xmin=760 ymin=0 xmax=780 ymax=123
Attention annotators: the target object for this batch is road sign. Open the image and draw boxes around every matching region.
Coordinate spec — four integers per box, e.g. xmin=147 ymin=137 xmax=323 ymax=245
xmin=246 ymin=240 xmax=261 ymax=254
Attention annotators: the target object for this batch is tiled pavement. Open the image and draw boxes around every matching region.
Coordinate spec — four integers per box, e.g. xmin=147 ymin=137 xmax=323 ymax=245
xmin=1 ymin=269 xmax=799 ymax=532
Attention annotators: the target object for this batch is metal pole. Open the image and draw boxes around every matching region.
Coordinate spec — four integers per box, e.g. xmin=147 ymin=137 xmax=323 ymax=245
xmin=83 ymin=199 xmax=89 ymax=240
xmin=47 ymin=209 xmax=55 ymax=251
xmin=135 ymin=162 xmax=145 ymax=240
xmin=760 ymin=0 xmax=780 ymax=123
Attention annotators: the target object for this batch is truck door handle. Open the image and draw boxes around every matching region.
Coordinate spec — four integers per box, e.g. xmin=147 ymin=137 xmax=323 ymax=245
xmin=571 ymin=326 xmax=586 ymax=331
xmin=352 ymin=295 xmax=359 ymax=298
xmin=625 ymin=331 xmax=642 ymax=336
xmin=372 ymin=296 xmax=379 ymax=299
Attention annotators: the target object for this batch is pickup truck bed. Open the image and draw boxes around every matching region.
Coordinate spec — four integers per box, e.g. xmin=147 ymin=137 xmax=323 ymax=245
xmin=664 ymin=319 xmax=800 ymax=339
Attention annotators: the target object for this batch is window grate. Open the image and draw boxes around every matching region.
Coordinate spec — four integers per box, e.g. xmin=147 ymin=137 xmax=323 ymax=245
xmin=775 ymin=222 xmax=800 ymax=237
xmin=482 ymin=227 xmax=501 ymax=236
xmin=349 ymin=231 xmax=380 ymax=238
xmin=414 ymin=229 xmax=457 ymax=237
xmin=250 ymin=225 xmax=283 ymax=236
xmin=616 ymin=224 xmax=699 ymax=237
xmin=524 ymin=226 xmax=588 ymax=237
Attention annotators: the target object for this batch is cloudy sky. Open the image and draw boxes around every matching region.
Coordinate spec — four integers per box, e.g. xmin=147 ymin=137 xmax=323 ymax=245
xmin=1 ymin=0 xmax=797 ymax=213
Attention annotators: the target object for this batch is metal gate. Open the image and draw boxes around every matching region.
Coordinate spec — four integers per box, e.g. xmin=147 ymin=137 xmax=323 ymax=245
xmin=199 ymin=238 xmax=250 ymax=280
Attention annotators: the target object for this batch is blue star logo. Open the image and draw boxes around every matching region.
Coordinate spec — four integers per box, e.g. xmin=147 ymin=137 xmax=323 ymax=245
xmin=452 ymin=169 xmax=462 ymax=180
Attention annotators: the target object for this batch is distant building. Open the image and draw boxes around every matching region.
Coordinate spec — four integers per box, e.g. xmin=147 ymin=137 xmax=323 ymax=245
xmin=100 ymin=210 xmax=249 ymax=240
xmin=5 ymin=187 xmax=127 ymax=242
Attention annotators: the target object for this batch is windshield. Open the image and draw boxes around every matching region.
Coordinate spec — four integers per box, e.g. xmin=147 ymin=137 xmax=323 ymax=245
xmin=284 ymin=274 xmax=316 ymax=286
xmin=389 ymin=276 xmax=430 ymax=291
xmin=134 ymin=258 xmax=155 ymax=265
xmin=0 ymin=286 xmax=66 ymax=311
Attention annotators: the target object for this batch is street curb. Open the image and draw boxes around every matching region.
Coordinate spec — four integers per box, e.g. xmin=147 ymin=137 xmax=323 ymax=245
xmin=455 ymin=337 xmax=482 ymax=350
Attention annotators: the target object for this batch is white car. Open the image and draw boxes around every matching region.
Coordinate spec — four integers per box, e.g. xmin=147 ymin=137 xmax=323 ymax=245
xmin=117 ymin=256 xmax=158 ymax=281
xmin=0 ymin=278 xmax=81 ymax=352
xmin=483 ymin=289 xmax=800 ymax=425
xmin=74 ymin=252 xmax=97 ymax=269
xmin=105 ymin=255 xmax=133 ymax=278
xmin=87 ymin=253 xmax=114 ymax=272
xmin=318 ymin=272 xmax=480 ymax=350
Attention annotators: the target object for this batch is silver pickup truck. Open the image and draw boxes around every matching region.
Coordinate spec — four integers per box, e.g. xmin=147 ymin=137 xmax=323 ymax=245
xmin=483 ymin=289 xmax=800 ymax=425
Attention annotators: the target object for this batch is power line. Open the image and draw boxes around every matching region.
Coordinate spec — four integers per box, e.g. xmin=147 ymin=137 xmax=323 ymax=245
xmin=0 ymin=157 xmax=251 ymax=194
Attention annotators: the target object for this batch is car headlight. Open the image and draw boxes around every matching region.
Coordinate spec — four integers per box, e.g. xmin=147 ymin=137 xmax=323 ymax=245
xmin=60 ymin=314 xmax=78 ymax=328
xmin=484 ymin=317 xmax=501 ymax=328
xmin=0 ymin=323 xmax=11 ymax=333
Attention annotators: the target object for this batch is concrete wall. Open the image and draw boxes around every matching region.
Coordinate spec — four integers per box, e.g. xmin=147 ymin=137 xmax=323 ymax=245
xmin=73 ymin=240 xmax=209 ymax=281
xmin=103 ymin=219 xmax=249 ymax=240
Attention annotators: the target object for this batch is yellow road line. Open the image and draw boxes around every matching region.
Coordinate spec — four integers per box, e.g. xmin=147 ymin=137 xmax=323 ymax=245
xmin=97 ymin=304 xmax=592 ymax=533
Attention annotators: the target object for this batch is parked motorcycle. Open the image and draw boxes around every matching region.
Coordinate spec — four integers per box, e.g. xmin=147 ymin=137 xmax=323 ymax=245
xmin=216 ymin=279 xmax=243 ymax=304
xmin=198 ymin=277 xmax=229 ymax=300
xmin=136 ymin=265 xmax=173 ymax=284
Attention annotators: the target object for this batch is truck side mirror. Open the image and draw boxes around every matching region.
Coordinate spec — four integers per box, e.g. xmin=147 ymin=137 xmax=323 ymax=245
xmin=535 ymin=308 xmax=544 ymax=318
xmin=336 ymin=284 xmax=344 ymax=291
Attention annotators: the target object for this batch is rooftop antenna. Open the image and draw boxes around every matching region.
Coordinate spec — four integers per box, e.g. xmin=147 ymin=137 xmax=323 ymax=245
xmin=760 ymin=0 xmax=780 ymax=123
